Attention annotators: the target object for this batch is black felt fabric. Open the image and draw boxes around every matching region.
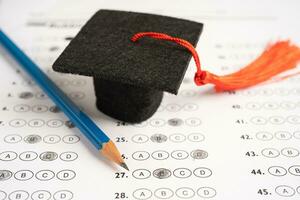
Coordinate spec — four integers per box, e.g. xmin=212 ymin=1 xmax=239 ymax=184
xmin=94 ymin=78 xmax=163 ymax=123
xmin=52 ymin=10 xmax=203 ymax=123
xmin=53 ymin=9 xmax=203 ymax=94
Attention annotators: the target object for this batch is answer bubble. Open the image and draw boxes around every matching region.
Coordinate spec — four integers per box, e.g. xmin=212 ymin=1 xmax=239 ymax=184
xmin=40 ymin=151 xmax=58 ymax=161
xmin=60 ymin=152 xmax=78 ymax=161
xmin=19 ymin=151 xmax=38 ymax=161
xmin=31 ymin=190 xmax=51 ymax=200
xmin=150 ymin=119 xmax=166 ymax=127
xmin=36 ymin=170 xmax=55 ymax=181
xmin=281 ymin=101 xmax=296 ymax=109
xmin=269 ymin=116 xmax=285 ymax=125
xmin=35 ymin=92 xmax=48 ymax=99
xmin=57 ymin=170 xmax=76 ymax=181
xmin=0 ymin=151 xmax=17 ymax=161
xmin=8 ymin=190 xmax=29 ymax=200
xmin=185 ymin=118 xmax=201 ymax=126
xmin=281 ymin=147 xmax=299 ymax=157
xmin=43 ymin=135 xmax=61 ymax=144
xmin=28 ymin=119 xmax=45 ymax=127
xmin=246 ymin=102 xmax=261 ymax=110
xmin=0 ymin=170 xmax=12 ymax=181
xmin=256 ymin=132 xmax=273 ymax=141
xmin=167 ymin=118 xmax=183 ymax=126
xmin=62 ymin=135 xmax=80 ymax=144
xmin=154 ymin=188 xmax=174 ymax=199
xmin=132 ymin=169 xmax=151 ymax=179
xmin=53 ymin=190 xmax=73 ymax=200
xmin=169 ymin=133 xmax=185 ymax=142
xmin=132 ymin=188 xmax=152 ymax=200
xmin=188 ymin=133 xmax=205 ymax=142
xmin=153 ymin=168 xmax=171 ymax=179
xmin=171 ymin=150 xmax=189 ymax=160
xmin=287 ymin=115 xmax=300 ymax=124
xmin=268 ymin=166 xmax=287 ymax=176
xmin=131 ymin=134 xmax=149 ymax=143
xmin=32 ymin=105 xmax=48 ymax=113
xmin=288 ymin=165 xmax=300 ymax=176
xmin=166 ymin=104 xmax=181 ymax=112
xmin=132 ymin=151 xmax=150 ymax=161
xmin=150 ymin=134 xmax=167 ymax=143
xmin=250 ymin=116 xmax=267 ymax=125
xmin=19 ymin=91 xmax=34 ymax=99
xmin=274 ymin=131 xmax=292 ymax=140
xmin=261 ymin=148 xmax=280 ymax=158
xmin=275 ymin=185 xmax=295 ymax=197
xmin=197 ymin=187 xmax=216 ymax=198
xmin=4 ymin=134 xmax=22 ymax=143
xmin=263 ymin=102 xmax=278 ymax=110
xmin=173 ymin=168 xmax=192 ymax=178
xmin=13 ymin=104 xmax=30 ymax=112
xmin=175 ymin=187 xmax=195 ymax=199
xmin=191 ymin=149 xmax=208 ymax=159
xmin=47 ymin=119 xmax=63 ymax=128
xmin=183 ymin=103 xmax=198 ymax=111
xmin=9 ymin=119 xmax=26 ymax=127
xmin=14 ymin=170 xmax=34 ymax=181
xmin=24 ymin=134 xmax=42 ymax=144
xmin=151 ymin=150 xmax=169 ymax=160
xmin=193 ymin=167 xmax=212 ymax=178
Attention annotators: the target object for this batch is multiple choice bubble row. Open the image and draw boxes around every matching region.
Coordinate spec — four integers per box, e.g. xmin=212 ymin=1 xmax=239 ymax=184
xmin=8 ymin=119 xmax=75 ymax=128
xmin=132 ymin=149 xmax=208 ymax=161
xmin=250 ymin=115 xmax=300 ymax=125
xmin=246 ymin=101 xmax=300 ymax=110
xmin=275 ymin=185 xmax=300 ymax=197
xmin=157 ymin=103 xmax=199 ymax=112
xmin=256 ymin=131 xmax=300 ymax=141
xmin=134 ymin=118 xmax=202 ymax=128
xmin=0 ymin=190 xmax=73 ymax=200
xmin=132 ymin=167 xmax=212 ymax=179
xmin=133 ymin=186 xmax=216 ymax=199
xmin=131 ymin=133 xmax=205 ymax=143
xmin=4 ymin=134 xmax=80 ymax=144
xmin=13 ymin=104 xmax=61 ymax=113
xmin=180 ymin=88 xmax=300 ymax=97
xmin=0 ymin=151 xmax=78 ymax=162
xmin=18 ymin=91 xmax=85 ymax=100
xmin=0 ymin=169 xmax=76 ymax=181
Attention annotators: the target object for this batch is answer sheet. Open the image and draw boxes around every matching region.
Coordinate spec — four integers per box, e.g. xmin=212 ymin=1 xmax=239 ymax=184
xmin=0 ymin=0 xmax=299 ymax=199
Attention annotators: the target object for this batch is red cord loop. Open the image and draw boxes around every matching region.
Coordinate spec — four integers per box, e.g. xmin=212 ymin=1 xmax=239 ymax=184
xmin=131 ymin=32 xmax=206 ymax=86
xmin=194 ymin=71 xmax=207 ymax=86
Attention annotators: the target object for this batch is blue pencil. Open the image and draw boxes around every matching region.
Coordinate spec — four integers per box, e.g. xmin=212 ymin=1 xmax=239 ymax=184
xmin=0 ymin=29 xmax=128 ymax=171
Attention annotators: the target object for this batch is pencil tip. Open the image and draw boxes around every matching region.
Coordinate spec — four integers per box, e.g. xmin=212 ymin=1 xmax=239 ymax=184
xmin=120 ymin=162 xmax=129 ymax=171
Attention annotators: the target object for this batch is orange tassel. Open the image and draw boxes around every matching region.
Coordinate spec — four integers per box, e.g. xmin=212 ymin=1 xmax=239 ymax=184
xmin=131 ymin=32 xmax=300 ymax=91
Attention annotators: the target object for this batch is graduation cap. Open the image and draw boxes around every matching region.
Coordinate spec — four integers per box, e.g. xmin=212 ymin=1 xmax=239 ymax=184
xmin=53 ymin=10 xmax=203 ymax=123
xmin=53 ymin=10 xmax=300 ymax=123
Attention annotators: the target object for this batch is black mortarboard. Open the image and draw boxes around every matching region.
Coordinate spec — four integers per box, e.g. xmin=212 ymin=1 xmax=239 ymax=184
xmin=52 ymin=10 xmax=203 ymax=123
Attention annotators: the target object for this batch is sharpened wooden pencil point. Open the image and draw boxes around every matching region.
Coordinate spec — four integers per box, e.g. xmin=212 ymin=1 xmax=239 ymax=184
xmin=101 ymin=140 xmax=128 ymax=170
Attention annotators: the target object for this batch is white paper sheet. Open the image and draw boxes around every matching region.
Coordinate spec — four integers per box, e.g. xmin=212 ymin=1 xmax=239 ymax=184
xmin=0 ymin=0 xmax=300 ymax=199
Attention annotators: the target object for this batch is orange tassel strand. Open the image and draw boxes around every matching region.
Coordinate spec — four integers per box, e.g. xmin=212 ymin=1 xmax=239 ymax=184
xmin=131 ymin=32 xmax=300 ymax=91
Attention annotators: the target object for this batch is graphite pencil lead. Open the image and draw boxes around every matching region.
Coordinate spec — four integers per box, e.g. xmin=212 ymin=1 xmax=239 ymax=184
xmin=120 ymin=162 xmax=129 ymax=171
